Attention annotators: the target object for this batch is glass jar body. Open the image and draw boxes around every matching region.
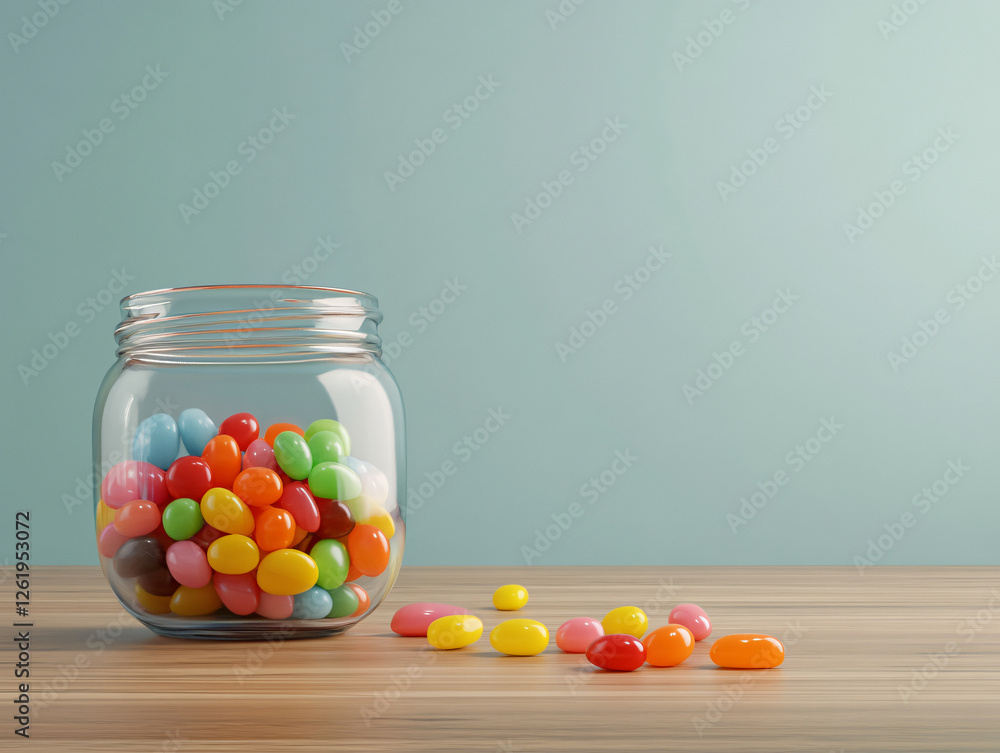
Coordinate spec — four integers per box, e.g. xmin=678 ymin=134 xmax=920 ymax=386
xmin=93 ymin=291 xmax=404 ymax=640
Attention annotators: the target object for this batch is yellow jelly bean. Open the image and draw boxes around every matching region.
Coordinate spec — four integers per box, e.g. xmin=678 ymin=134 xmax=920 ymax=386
xmin=96 ymin=499 xmax=114 ymax=530
xmin=207 ymin=534 xmax=260 ymax=574
xmin=256 ymin=549 xmax=319 ymax=595
xmin=489 ymin=618 xmax=549 ymax=656
xmin=134 ymin=583 xmax=171 ymax=614
xmin=169 ymin=583 xmax=223 ymax=616
xmin=200 ymin=487 xmax=254 ymax=535
xmin=427 ymin=615 xmax=483 ymax=650
xmin=602 ymin=605 xmax=648 ymax=638
xmin=363 ymin=507 xmax=396 ymax=539
xmin=492 ymin=584 xmax=528 ymax=611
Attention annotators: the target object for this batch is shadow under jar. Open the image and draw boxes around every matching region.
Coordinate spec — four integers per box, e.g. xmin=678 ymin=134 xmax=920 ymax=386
xmin=92 ymin=285 xmax=405 ymax=639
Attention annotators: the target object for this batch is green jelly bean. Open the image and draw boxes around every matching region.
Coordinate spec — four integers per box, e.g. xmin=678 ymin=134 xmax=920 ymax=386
xmin=308 ymin=431 xmax=346 ymax=467
xmin=161 ymin=498 xmax=203 ymax=540
xmin=326 ymin=584 xmax=360 ymax=618
xmin=308 ymin=462 xmax=362 ymax=500
xmin=305 ymin=419 xmax=351 ymax=456
xmin=310 ymin=538 xmax=350 ymax=590
xmin=273 ymin=431 xmax=313 ymax=480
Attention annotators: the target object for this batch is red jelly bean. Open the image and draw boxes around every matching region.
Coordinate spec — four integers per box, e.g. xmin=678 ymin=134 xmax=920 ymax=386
xmin=202 ymin=435 xmax=242 ymax=489
xmin=165 ymin=456 xmax=213 ymax=501
xmin=277 ymin=482 xmax=321 ymax=532
xmin=219 ymin=412 xmax=260 ymax=451
xmin=214 ymin=572 xmax=261 ymax=615
xmin=190 ymin=523 xmax=226 ymax=550
xmin=314 ymin=498 xmax=354 ymax=540
xmin=586 ymin=634 xmax=647 ymax=671
xmin=101 ymin=461 xmax=170 ymax=509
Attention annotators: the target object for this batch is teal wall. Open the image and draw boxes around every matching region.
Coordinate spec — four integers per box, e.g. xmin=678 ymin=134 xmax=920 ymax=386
xmin=3 ymin=0 xmax=998 ymax=566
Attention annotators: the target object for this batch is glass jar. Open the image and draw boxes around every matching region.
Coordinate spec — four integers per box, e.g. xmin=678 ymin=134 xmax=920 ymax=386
xmin=92 ymin=285 xmax=405 ymax=639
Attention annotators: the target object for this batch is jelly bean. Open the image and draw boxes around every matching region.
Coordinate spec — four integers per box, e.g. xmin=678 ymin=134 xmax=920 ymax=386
xmin=325 ymin=584 xmax=359 ymax=618
xmin=264 ymin=422 xmax=305 ymax=446
xmin=556 ymin=617 xmax=605 ymax=653
xmin=642 ymin=625 xmax=694 ymax=667
xmin=314 ymin=498 xmax=355 ymax=539
xmin=96 ymin=499 xmax=114 ymax=530
xmin=362 ymin=507 xmax=395 ymax=539
xmin=219 ymin=412 xmax=260 ymax=451
xmin=202 ymin=435 xmax=242 ymax=490
xmin=276 ymin=482 xmax=321 ymax=533
xmin=710 ymin=634 xmax=784 ymax=668
xmin=233 ymin=467 xmax=283 ymax=507
xmin=343 ymin=493 xmax=379 ymax=525
xmin=669 ymin=603 xmax=712 ymax=641
xmin=207 ymin=534 xmax=260 ymax=574
xmin=291 ymin=526 xmax=308 ymax=546
xmin=347 ymin=583 xmax=370 ymax=617
xmin=178 ymin=408 xmax=217 ymax=456
xmin=493 ymin=584 xmax=528 ymax=611
xmin=273 ymin=431 xmax=313 ymax=480
xmin=586 ymin=634 xmax=647 ymax=671
xmin=113 ymin=536 xmax=165 ymax=578
xmin=200 ymin=487 xmax=254 ymax=535
xmin=165 ymin=456 xmax=213 ymax=501
xmin=305 ymin=419 xmax=351 ymax=455
xmin=490 ymin=619 xmax=549 ymax=656
xmin=243 ymin=439 xmax=279 ymax=473
xmin=256 ymin=549 xmax=319 ymax=595
xmin=307 ymin=431 xmax=346 ymax=467
xmin=310 ymin=538 xmax=349 ymax=590
xmin=190 ymin=523 xmax=225 ymax=550
xmin=390 ymin=603 xmax=471 ymax=637
xmin=427 ymin=614 xmax=483 ymax=650
xmin=602 ymin=606 xmax=649 ymax=639
xmin=345 ymin=561 xmax=362 ymax=582
xmin=214 ymin=572 xmax=261 ymax=615
xmin=291 ymin=586 xmax=334 ymax=619
xmin=170 ymin=583 xmax=223 ymax=616
xmin=295 ymin=533 xmax=315 ymax=553
xmin=256 ymin=592 xmax=295 ymax=619
xmin=132 ymin=413 xmax=180 ymax=471
xmin=136 ymin=567 xmax=180 ymax=596
xmin=308 ymin=462 xmax=362 ymax=501
xmin=253 ymin=507 xmax=295 ymax=552
xmin=113 ymin=500 xmax=161 ymax=538
xmin=135 ymin=582 xmax=172 ymax=614
xmin=344 ymin=457 xmax=389 ymax=505
xmin=98 ymin=523 xmax=129 ymax=558
xmin=347 ymin=524 xmax=389 ymax=577
xmin=161 ymin=498 xmax=204 ymax=541
xmin=101 ymin=461 xmax=169 ymax=509
xmin=166 ymin=540 xmax=212 ymax=588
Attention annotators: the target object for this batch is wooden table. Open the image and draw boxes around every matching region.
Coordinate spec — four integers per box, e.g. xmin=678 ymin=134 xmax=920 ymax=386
xmin=5 ymin=566 xmax=999 ymax=751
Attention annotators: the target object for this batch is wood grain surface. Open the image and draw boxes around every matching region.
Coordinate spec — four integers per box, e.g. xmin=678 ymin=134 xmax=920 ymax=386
xmin=3 ymin=566 xmax=999 ymax=752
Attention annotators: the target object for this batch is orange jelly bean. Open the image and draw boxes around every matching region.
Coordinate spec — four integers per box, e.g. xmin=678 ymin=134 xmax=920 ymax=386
xmin=347 ymin=583 xmax=370 ymax=616
xmin=202 ymin=435 xmax=242 ymax=489
xmin=347 ymin=524 xmax=389 ymax=577
xmin=642 ymin=624 xmax=694 ymax=667
xmin=254 ymin=507 xmax=295 ymax=551
xmin=264 ymin=423 xmax=305 ymax=446
xmin=233 ymin=467 xmax=283 ymax=507
xmin=709 ymin=634 xmax=785 ymax=669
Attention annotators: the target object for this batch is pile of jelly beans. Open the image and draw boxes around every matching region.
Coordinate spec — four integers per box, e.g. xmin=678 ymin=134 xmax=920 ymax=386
xmin=392 ymin=586 xmax=785 ymax=670
xmin=97 ymin=408 xmax=397 ymax=622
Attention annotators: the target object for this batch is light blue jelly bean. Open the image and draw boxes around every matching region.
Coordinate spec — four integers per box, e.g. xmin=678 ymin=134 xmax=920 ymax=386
xmin=178 ymin=408 xmax=217 ymax=456
xmin=291 ymin=586 xmax=334 ymax=620
xmin=132 ymin=413 xmax=180 ymax=471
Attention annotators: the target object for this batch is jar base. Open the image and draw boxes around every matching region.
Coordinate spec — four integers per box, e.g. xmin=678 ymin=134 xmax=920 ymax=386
xmin=143 ymin=621 xmax=357 ymax=641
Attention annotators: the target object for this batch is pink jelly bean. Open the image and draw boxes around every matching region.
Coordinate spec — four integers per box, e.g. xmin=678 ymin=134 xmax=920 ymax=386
xmin=101 ymin=460 xmax=170 ymax=509
xmin=556 ymin=617 xmax=605 ymax=653
xmin=243 ymin=439 xmax=280 ymax=473
xmin=669 ymin=603 xmax=712 ymax=641
xmin=390 ymin=603 xmax=471 ymax=637
xmin=257 ymin=592 xmax=295 ymax=620
xmin=98 ymin=523 xmax=130 ymax=558
xmin=276 ymin=481 xmax=320 ymax=533
xmin=113 ymin=500 xmax=161 ymax=537
xmin=214 ymin=572 xmax=261 ymax=616
xmin=165 ymin=540 xmax=212 ymax=589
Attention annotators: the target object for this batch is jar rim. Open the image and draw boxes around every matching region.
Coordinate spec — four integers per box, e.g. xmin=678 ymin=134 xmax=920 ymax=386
xmin=121 ymin=284 xmax=376 ymax=307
